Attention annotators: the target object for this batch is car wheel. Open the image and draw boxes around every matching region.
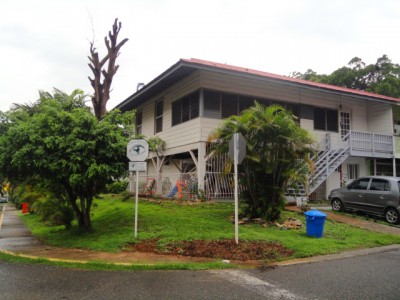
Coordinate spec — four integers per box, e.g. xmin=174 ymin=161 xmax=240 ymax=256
xmin=385 ymin=208 xmax=399 ymax=225
xmin=331 ymin=199 xmax=344 ymax=212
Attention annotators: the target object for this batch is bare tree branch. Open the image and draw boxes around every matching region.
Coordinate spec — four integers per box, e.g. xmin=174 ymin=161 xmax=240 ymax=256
xmin=88 ymin=18 xmax=128 ymax=120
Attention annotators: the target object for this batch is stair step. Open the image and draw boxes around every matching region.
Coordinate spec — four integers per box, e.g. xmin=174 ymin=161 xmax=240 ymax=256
xmin=309 ymin=146 xmax=350 ymax=194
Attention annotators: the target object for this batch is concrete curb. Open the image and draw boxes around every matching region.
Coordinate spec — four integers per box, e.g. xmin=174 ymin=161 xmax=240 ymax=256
xmin=275 ymin=244 xmax=400 ymax=267
xmin=0 ymin=248 xmax=156 ymax=267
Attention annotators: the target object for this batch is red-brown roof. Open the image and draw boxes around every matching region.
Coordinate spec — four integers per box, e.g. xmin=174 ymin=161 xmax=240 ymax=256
xmin=182 ymin=58 xmax=400 ymax=103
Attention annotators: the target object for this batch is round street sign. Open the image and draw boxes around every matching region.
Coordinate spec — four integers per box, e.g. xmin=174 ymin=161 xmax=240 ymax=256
xmin=127 ymin=139 xmax=149 ymax=162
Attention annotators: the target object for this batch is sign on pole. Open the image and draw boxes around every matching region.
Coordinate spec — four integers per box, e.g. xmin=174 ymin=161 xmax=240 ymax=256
xmin=127 ymin=139 xmax=149 ymax=239
xmin=127 ymin=139 xmax=149 ymax=162
xmin=129 ymin=161 xmax=147 ymax=172
xmin=229 ymin=133 xmax=246 ymax=245
xmin=229 ymin=133 xmax=246 ymax=164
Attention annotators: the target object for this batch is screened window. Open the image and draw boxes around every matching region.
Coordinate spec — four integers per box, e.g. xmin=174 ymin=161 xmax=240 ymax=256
xmin=202 ymin=89 xmax=301 ymax=120
xmin=239 ymin=96 xmax=253 ymax=113
xmin=155 ymin=100 xmax=163 ymax=133
xmin=135 ymin=110 xmax=142 ymax=135
xmin=221 ymin=93 xmax=238 ymax=118
xmin=171 ymin=91 xmax=199 ymax=126
xmin=204 ymin=90 xmax=221 ymax=118
xmin=314 ymin=108 xmax=338 ymax=132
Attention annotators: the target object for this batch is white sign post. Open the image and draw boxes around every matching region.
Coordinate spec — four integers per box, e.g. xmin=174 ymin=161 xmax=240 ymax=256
xmin=127 ymin=139 xmax=149 ymax=239
xmin=229 ymin=133 xmax=246 ymax=245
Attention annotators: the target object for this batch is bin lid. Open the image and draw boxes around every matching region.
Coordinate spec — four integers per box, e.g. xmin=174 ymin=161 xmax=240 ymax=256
xmin=304 ymin=209 xmax=327 ymax=218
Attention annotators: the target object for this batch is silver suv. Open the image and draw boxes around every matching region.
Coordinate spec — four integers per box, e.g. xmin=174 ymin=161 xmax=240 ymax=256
xmin=328 ymin=176 xmax=400 ymax=224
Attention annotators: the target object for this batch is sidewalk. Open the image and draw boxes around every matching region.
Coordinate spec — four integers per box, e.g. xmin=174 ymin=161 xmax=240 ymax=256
xmin=1 ymin=203 xmax=400 ymax=267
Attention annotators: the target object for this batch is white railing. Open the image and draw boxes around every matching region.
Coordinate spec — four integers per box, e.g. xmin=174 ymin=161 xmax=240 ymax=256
xmin=205 ymin=172 xmax=247 ymax=200
xmin=349 ymin=131 xmax=393 ymax=155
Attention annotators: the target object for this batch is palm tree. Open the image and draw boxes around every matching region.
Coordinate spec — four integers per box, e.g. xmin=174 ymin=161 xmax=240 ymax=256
xmin=211 ymin=103 xmax=316 ymax=221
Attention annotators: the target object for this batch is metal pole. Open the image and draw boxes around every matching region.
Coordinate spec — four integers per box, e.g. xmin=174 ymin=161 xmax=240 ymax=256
xmin=234 ymin=133 xmax=239 ymax=245
xmin=134 ymin=170 xmax=139 ymax=238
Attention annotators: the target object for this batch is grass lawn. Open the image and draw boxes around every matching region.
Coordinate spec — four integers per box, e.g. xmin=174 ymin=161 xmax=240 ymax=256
xmin=21 ymin=194 xmax=400 ymax=261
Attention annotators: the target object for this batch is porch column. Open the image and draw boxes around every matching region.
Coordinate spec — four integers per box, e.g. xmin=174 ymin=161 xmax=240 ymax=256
xmin=393 ymin=158 xmax=397 ymax=177
xmin=152 ymin=156 xmax=165 ymax=195
xmin=374 ymin=159 xmax=377 ymax=176
xmin=198 ymin=142 xmax=206 ymax=191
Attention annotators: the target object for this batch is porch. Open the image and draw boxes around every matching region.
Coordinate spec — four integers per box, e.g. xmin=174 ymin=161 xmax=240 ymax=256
xmin=347 ymin=131 xmax=393 ymax=158
xmin=128 ymin=172 xmax=239 ymax=200
xmin=129 ymin=130 xmax=395 ymax=200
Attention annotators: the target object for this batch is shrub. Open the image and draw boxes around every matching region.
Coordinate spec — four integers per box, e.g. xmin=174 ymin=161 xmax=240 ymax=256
xmin=106 ymin=180 xmax=129 ymax=194
xmin=31 ymin=197 xmax=74 ymax=229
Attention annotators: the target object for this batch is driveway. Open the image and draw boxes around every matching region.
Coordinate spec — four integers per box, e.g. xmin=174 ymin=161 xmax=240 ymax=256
xmin=285 ymin=205 xmax=400 ymax=236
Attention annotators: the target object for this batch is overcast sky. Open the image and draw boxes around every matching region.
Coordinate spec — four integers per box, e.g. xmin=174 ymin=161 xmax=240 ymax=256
xmin=1 ymin=0 xmax=400 ymax=112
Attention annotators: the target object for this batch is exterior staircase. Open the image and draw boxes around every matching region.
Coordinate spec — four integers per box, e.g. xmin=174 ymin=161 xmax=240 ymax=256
xmin=308 ymin=133 xmax=350 ymax=194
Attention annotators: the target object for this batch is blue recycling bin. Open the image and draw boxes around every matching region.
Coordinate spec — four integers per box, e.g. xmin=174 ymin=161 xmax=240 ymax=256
xmin=304 ymin=209 xmax=327 ymax=238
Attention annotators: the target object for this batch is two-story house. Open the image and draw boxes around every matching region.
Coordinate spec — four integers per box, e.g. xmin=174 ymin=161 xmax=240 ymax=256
xmin=116 ymin=58 xmax=400 ymax=200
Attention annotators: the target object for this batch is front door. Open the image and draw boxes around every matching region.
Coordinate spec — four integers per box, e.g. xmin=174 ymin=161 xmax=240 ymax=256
xmin=340 ymin=110 xmax=351 ymax=139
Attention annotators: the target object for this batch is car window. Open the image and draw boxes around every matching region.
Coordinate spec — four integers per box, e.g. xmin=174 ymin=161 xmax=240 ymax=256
xmin=349 ymin=178 xmax=370 ymax=190
xmin=369 ymin=179 xmax=390 ymax=191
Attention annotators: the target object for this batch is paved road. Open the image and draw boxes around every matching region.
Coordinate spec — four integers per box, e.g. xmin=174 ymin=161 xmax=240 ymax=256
xmin=2 ymin=247 xmax=400 ymax=299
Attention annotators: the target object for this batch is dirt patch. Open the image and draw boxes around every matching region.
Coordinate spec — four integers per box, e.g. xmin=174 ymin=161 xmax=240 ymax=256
xmin=128 ymin=239 xmax=294 ymax=262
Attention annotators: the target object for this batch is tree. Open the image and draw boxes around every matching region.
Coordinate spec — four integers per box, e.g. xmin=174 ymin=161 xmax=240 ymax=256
xmin=0 ymin=89 xmax=133 ymax=230
xmin=210 ymin=103 xmax=316 ymax=221
xmin=291 ymin=55 xmax=400 ymax=98
xmin=88 ymin=18 xmax=129 ymax=120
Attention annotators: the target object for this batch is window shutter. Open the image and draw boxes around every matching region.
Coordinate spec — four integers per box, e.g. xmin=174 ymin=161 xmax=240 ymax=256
xmin=172 ymin=101 xmax=181 ymax=126
xmin=314 ymin=108 xmax=325 ymax=130
xmin=326 ymin=109 xmax=338 ymax=132
xmin=204 ymin=90 xmax=221 ymax=118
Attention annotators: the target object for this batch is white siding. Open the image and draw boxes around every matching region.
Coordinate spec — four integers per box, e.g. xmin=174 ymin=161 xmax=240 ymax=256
xmin=367 ymin=102 xmax=393 ymax=135
xmin=140 ymin=101 xmax=155 ymax=137
xmin=136 ymin=69 xmax=395 ymax=155
xmin=137 ymin=72 xmax=203 ymax=154
xmin=299 ymin=89 xmax=340 ymax=109
xmin=201 ymin=71 xmax=300 ymax=103
xmin=326 ymin=171 xmax=340 ymax=198
xmin=200 ymin=118 xmax=224 ymax=141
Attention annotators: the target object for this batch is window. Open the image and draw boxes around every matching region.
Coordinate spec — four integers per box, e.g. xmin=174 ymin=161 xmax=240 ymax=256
xmin=349 ymin=178 xmax=370 ymax=190
xmin=155 ymin=100 xmax=163 ymax=133
xmin=239 ymin=96 xmax=253 ymax=113
xmin=347 ymin=164 xmax=359 ymax=180
xmin=202 ymin=89 xmax=300 ymax=120
xmin=314 ymin=108 xmax=338 ymax=132
xmin=204 ymin=90 xmax=221 ymax=118
xmin=135 ymin=110 xmax=142 ymax=135
xmin=221 ymin=93 xmax=238 ymax=118
xmin=171 ymin=91 xmax=199 ymax=126
xmin=370 ymin=178 xmax=390 ymax=191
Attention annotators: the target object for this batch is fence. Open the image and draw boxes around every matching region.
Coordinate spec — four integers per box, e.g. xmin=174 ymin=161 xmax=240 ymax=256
xmin=128 ymin=172 xmax=240 ymax=200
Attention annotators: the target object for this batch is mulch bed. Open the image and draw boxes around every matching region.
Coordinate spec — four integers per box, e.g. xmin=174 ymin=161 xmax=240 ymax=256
xmin=128 ymin=239 xmax=295 ymax=261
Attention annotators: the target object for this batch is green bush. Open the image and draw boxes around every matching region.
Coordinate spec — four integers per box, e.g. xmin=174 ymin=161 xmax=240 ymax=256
xmin=106 ymin=180 xmax=129 ymax=194
xmin=31 ymin=197 xmax=74 ymax=229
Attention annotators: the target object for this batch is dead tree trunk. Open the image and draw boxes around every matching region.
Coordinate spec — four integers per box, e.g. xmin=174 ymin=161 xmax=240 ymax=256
xmin=88 ymin=18 xmax=128 ymax=120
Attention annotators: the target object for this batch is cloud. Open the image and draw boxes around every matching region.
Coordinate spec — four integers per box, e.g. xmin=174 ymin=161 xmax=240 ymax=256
xmin=1 ymin=0 xmax=400 ymax=112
